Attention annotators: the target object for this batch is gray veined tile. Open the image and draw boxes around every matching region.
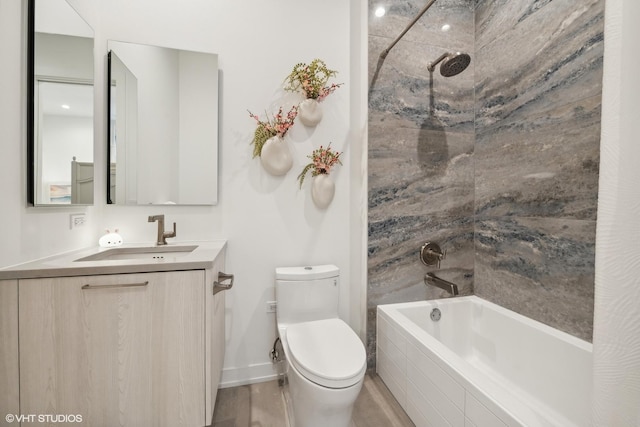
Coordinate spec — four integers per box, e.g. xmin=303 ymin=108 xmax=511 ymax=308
xmin=368 ymin=213 xmax=474 ymax=301
xmin=368 ymin=125 xmax=475 ymax=220
xmin=475 ymin=0 xmax=603 ymax=52
xmin=366 ymin=0 xmax=601 ymax=369
xmin=475 ymin=0 xmax=604 ymax=127
xmin=368 ymin=36 xmax=474 ymax=133
xmin=475 ymin=95 xmax=600 ymax=220
xmin=474 ymin=217 xmax=595 ymax=341
xmin=369 ymin=0 xmax=474 ymax=51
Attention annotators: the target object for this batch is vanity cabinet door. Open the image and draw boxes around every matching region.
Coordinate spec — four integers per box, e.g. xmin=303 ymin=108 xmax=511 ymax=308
xmin=19 ymin=271 xmax=206 ymax=427
xmin=0 ymin=280 xmax=19 ymax=427
xmin=205 ymin=251 xmax=227 ymax=422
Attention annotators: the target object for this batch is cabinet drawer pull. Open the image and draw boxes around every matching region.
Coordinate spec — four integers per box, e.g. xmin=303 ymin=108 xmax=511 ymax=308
xmin=213 ymin=272 xmax=233 ymax=295
xmin=82 ymin=281 xmax=149 ymax=290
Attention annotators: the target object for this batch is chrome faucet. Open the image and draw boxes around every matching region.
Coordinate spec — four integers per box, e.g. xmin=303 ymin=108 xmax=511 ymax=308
xmin=148 ymin=214 xmax=176 ymax=245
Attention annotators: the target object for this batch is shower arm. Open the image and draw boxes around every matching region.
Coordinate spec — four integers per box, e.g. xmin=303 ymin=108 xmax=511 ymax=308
xmin=427 ymin=52 xmax=448 ymax=72
xmin=379 ymin=0 xmax=438 ymax=60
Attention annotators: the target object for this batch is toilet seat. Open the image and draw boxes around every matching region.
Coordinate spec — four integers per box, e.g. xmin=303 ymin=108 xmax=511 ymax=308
xmin=285 ymin=318 xmax=366 ymax=389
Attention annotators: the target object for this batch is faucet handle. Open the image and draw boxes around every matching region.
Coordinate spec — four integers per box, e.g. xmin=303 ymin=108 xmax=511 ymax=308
xmin=164 ymin=222 xmax=177 ymax=239
xmin=420 ymin=242 xmax=446 ymax=268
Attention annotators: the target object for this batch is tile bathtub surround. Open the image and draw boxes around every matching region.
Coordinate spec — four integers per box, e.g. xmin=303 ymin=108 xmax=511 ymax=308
xmin=367 ymin=0 xmax=476 ymax=370
xmin=474 ymin=0 xmax=604 ymax=220
xmin=368 ymin=0 xmax=603 ymax=368
xmin=473 ymin=0 xmax=603 ymax=341
xmin=475 ymin=218 xmax=596 ymax=342
xmin=474 ymin=97 xmax=601 ymax=220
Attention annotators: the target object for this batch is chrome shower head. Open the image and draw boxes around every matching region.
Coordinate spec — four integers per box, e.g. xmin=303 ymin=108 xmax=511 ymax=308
xmin=427 ymin=52 xmax=471 ymax=77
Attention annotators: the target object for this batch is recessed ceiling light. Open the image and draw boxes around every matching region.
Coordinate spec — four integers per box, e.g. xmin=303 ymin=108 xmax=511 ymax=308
xmin=61 ymin=104 xmax=70 ymax=109
xmin=441 ymin=24 xmax=451 ymax=32
xmin=375 ymin=6 xmax=386 ymax=17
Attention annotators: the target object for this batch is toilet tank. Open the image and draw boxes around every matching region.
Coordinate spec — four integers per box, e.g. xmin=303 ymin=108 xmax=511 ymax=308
xmin=275 ymin=265 xmax=340 ymax=325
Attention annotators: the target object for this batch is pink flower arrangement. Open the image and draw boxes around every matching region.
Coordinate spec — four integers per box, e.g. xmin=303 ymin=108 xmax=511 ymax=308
xmin=285 ymin=59 xmax=343 ymax=101
xmin=315 ymin=83 xmax=343 ymax=102
xmin=297 ymin=143 xmax=342 ymax=188
xmin=248 ymin=105 xmax=298 ymax=158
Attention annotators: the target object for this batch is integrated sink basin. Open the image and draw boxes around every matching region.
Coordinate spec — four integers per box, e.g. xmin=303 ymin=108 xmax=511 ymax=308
xmin=0 ymin=240 xmax=227 ymax=280
xmin=74 ymin=245 xmax=199 ymax=262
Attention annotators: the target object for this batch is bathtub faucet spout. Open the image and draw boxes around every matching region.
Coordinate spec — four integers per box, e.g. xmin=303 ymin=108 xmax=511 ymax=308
xmin=424 ymin=272 xmax=459 ymax=296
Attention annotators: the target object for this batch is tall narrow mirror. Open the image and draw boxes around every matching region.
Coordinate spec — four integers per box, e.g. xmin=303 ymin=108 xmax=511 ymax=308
xmin=107 ymin=41 xmax=219 ymax=205
xmin=28 ymin=0 xmax=94 ymax=206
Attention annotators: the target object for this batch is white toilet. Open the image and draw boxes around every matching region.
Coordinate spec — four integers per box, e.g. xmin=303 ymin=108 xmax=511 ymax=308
xmin=275 ymin=265 xmax=366 ymax=427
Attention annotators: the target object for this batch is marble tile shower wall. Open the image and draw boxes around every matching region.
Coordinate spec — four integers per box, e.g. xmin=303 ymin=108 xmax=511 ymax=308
xmin=368 ymin=0 xmax=475 ymax=366
xmin=367 ymin=0 xmax=604 ymax=367
xmin=474 ymin=0 xmax=603 ymax=342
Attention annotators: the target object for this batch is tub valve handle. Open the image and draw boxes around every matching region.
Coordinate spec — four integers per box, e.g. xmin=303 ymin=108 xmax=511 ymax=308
xmin=420 ymin=242 xmax=446 ymax=268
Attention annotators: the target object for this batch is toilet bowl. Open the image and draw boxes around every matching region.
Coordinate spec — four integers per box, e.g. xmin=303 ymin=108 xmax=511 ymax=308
xmin=275 ymin=265 xmax=366 ymax=427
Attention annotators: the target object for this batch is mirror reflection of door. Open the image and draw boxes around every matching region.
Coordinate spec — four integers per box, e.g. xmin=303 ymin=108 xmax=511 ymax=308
xmin=35 ymin=80 xmax=93 ymax=204
xmin=30 ymin=0 xmax=94 ymax=206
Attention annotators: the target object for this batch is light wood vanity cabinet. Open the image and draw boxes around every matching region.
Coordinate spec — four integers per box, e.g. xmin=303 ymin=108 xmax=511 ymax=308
xmin=20 ymin=270 xmax=206 ymax=426
xmin=0 ymin=280 xmax=19 ymax=426
xmin=2 ymin=247 xmax=227 ymax=427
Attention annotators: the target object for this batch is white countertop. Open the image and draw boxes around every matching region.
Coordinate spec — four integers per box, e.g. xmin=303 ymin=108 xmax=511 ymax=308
xmin=0 ymin=240 xmax=227 ymax=280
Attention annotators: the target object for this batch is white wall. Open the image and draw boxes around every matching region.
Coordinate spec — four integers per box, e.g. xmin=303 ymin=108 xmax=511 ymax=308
xmin=35 ymin=0 xmax=92 ymax=37
xmin=592 ymin=0 xmax=640 ymax=424
xmin=0 ymin=0 xmax=96 ymax=265
xmin=35 ymin=33 xmax=93 ymax=79
xmin=0 ymin=0 xmax=367 ymax=387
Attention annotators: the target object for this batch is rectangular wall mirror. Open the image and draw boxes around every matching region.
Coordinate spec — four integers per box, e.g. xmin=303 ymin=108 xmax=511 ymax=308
xmin=27 ymin=0 xmax=94 ymax=206
xmin=107 ymin=40 xmax=219 ymax=205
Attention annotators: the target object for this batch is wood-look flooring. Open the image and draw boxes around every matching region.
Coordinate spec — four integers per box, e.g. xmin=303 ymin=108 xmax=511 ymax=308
xmin=212 ymin=373 xmax=414 ymax=427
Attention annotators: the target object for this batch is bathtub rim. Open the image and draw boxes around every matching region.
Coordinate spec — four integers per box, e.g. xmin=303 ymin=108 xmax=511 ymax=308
xmin=376 ymin=295 xmax=593 ymax=427
xmin=378 ymin=295 xmax=592 ymax=351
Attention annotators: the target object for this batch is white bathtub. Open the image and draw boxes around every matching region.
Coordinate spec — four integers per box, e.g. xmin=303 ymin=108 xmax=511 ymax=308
xmin=376 ymin=296 xmax=592 ymax=427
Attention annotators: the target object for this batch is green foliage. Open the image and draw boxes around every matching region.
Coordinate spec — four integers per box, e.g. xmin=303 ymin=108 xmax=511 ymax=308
xmin=296 ymin=143 xmax=342 ymax=189
xmin=248 ymin=106 xmax=298 ymax=158
xmin=251 ymin=125 xmax=276 ymax=158
xmin=284 ymin=59 xmax=341 ymax=100
xmin=296 ymin=163 xmax=316 ymax=189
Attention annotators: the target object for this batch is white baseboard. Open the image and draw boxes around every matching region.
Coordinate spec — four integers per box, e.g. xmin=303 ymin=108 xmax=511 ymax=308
xmin=219 ymin=362 xmax=284 ymax=388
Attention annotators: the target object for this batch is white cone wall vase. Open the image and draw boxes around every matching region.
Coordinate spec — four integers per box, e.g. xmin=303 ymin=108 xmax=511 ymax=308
xmin=260 ymin=135 xmax=293 ymax=176
xmin=311 ymin=174 xmax=335 ymax=209
xmin=298 ymin=98 xmax=323 ymax=127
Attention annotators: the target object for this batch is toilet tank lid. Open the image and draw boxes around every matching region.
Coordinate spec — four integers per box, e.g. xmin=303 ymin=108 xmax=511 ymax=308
xmin=275 ymin=264 xmax=339 ymax=280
